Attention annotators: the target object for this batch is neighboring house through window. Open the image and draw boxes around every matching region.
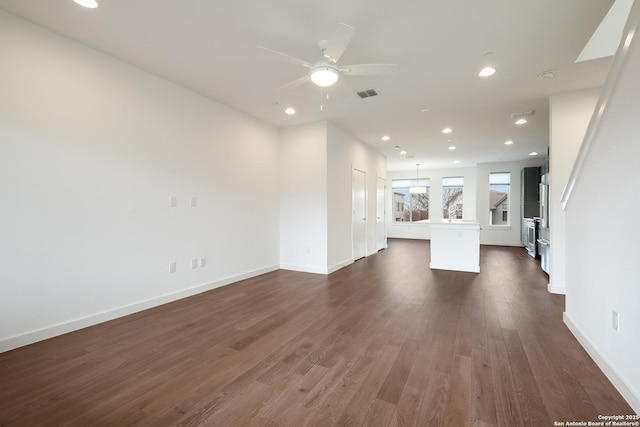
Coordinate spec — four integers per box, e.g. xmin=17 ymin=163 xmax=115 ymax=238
xmin=490 ymin=172 xmax=511 ymax=225
xmin=392 ymin=179 xmax=430 ymax=222
xmin=442 ymin=177 xmax=463 ymax=219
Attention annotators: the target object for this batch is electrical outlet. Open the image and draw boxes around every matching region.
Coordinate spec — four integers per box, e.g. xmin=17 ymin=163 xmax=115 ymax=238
xmin=170 ymin=196 xmax=177 ymax=208
xmin=199 ymin=257 xmax=206 ymax=267
xmin=191 ymin=258 xmax=198 ymax=269
xmin=612 ymin=310 xmax=619 ymax=331
xmin=169 ymin=262 xmax=176 ymax=273
xmin=190 ymin=196 xmax=197 ymax=207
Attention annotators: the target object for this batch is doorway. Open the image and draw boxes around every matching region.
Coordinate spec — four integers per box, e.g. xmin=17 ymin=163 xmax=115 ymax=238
xmin=352 ymin=168 xmax=367 ymax=261
xmin=376 ymin=177 xmax=386 ymax=251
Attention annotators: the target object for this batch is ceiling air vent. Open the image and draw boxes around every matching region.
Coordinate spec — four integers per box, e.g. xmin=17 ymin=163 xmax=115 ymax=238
xmin=357 ymin=89 xmax=378 ymax=98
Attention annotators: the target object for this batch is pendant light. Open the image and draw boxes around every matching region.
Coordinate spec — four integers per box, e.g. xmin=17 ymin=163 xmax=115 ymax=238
xmin=409 ymin=164 xmax=427 ymax=194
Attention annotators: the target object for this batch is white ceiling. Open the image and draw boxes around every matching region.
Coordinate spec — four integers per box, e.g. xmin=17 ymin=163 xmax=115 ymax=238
xmin=0 ymin=0 xmax=623 ymax=171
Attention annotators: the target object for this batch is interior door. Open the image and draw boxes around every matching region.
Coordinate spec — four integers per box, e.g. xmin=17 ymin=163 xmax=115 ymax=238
xmin=352 ymin=169 xmax=367 ymax=261
xmin=376 ymin=177 xmax=386 ymax=251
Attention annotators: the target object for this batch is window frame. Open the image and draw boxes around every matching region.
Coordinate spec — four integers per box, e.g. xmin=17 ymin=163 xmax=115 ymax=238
xmin=489 ymin=172 xmax=511 ymax=228
xmin=391 ymin=179 xmax=430 ymax=224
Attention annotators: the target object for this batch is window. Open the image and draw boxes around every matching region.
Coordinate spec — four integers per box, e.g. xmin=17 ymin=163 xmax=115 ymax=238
xmin=392 ymin=179 xmax=430 ymax=222
xmin=489 ymin=172 xmax=511 ymax=225
xmin=442 ymin=177 xmax=463 ymax=219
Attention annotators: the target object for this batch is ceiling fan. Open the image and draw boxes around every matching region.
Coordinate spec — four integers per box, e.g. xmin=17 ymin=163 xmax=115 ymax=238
xmin=257 ymin=23 xmax=398 ymax=91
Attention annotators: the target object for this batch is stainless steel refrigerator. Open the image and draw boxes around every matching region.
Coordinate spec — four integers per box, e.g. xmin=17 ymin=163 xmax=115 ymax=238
xmin=538 ymin=173 xmax=550 ymax=274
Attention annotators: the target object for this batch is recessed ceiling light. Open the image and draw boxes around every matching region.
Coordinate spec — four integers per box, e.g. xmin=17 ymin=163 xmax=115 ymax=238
xmin=381 ymin=135 xmax=391 ymax=141
xmin=529 ymin=151 xmax=539 ymax=156
xmin=284 ymin=107 xmax=296 ymax=115
xmin=504 ymin=140 xmax=514 ymax=145
xmin=478 ymin=67 xmax=496 ymax=77
xmin=453 ymin=160 xmax=460 ymax=164
xmin=400 ymin=150 xmax=407 ymax=155
xmin=74 ymin=0 xmax=99 ymax=8
xmin=420 ymin=108 xmax=431 ymax=113
xmin=442 ymin=128 xmax=453 ymax=134
xmin=515 ymin=118 xmax=528 ymax=125
xmin=448 ymin=146 xmax=456 ymax=150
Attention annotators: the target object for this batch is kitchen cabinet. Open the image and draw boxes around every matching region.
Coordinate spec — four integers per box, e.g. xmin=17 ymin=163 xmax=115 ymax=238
xmin=520 ymin=166 xmax=541 ymax=255
xmin=521 ymin=166 xmax=541 ymax=218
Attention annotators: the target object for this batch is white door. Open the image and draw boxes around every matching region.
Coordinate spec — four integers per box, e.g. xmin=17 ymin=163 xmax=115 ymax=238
xmin=352 ymin=169 xmax=367 ymax=261
xmin=376 ymin=177 xmax=386 ymax=251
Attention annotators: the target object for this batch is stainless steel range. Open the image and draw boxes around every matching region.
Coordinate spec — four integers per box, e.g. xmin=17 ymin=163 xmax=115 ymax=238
xmin=524 ymin=217 xmax=538 ymax=257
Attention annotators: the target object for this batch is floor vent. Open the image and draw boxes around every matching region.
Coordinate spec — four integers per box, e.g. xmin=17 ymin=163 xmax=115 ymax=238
xmin=357 ymin=89 xmax=378 ymax=98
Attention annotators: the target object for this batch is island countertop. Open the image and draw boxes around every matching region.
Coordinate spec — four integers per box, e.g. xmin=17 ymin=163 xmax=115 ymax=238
xmin=430 ymin=220 xmax=480 ymax=229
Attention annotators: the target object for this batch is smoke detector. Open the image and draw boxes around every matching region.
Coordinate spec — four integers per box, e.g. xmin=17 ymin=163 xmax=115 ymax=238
xmin=539 ymin=70 xmax=556 ymax=80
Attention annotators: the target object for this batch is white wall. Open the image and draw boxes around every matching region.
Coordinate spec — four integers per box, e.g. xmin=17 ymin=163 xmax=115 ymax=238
xmin=0 ymin=11 xmax=280 ymax=351
xmin=549 ymin=88 xmax=601 ymax=294
xmin=563 ymin=1 xmax=640 ymax=413
xmin=327 ymin=122 xmax=386 ymax=270
xmin=279 ymin=121 xmax=386 ymax=274
xmin=279 ymin=122 xmax=328 ymax=274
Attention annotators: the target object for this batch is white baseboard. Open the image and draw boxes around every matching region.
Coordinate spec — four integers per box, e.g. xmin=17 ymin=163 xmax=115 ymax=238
xmin=328 ymin=258 xmax=353 ymax=274
xmin=564 ymin=312 xmax=640 ymax=414
xmin=548 ymin=282 xmax=566 ymax=294
xmin=279 ymin=263 xmax=327 ymax=275
xmin=429 ymin=263 xmax=480 ymax=273
xmin=0 ymin=265 xmax=279 ymax=353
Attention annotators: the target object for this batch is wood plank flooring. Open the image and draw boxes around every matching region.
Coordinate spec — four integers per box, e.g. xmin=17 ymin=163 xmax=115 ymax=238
xmin=0 ymin=239 xmax=635 ymax=426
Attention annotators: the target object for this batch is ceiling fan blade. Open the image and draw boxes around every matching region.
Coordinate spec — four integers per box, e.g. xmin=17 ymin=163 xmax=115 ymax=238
xmin=324 ymin=23 xmax=355 ymax=62
xmin=256 ymin=46 xmax=312 ymax=68
xmin=275 ymin=74 xmax=311 ymax=92
xmin=340 ymin=63 xmax=399 ymax=76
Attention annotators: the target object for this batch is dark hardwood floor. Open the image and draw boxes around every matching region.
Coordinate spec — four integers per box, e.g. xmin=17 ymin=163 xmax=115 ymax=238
xmin=0 ymin=239 xmax=634 ymax=426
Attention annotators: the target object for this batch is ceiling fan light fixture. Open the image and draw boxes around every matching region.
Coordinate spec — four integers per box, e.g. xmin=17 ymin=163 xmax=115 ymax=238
xmin=310 ymin=65 xmax=339 ymax=87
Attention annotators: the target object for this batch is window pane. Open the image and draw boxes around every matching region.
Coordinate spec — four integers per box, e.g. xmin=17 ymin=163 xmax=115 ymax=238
xmin=410 ymin=191 xmax=429 ymax=222
xmin=392 ymin=179 xmax=430 ymax=222
xmin=489 ymin=172 xmax=510 ymax=225
xmin=489 ymin=172 xmax=510 ymax=185
xmin=442 ymin=176 xmax=464 ymax=186
xmin=442 ymin=177 xmax=463 ymax=219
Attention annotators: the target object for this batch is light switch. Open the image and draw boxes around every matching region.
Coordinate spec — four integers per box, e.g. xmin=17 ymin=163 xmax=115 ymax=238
xmin=190 ymin=196 xmax=197 ymax=207
xmin=170 ymin=196 xmax=177 ymax=208
xmin=191 ymin=258 xmax=198 ymax=269
xmin=169 ymin=262 xmax=176 ymax=273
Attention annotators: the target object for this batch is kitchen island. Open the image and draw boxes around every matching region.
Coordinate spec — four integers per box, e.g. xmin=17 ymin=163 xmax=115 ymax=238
xmin=430 ymin=220 xmax=480 ymax=273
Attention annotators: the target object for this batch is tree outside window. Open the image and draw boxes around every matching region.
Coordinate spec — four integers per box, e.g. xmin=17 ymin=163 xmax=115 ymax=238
xmin=442 ymin=177 xmax=463 ymax=219
xmin=392 ymin=179 xmax=429 ymax=222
